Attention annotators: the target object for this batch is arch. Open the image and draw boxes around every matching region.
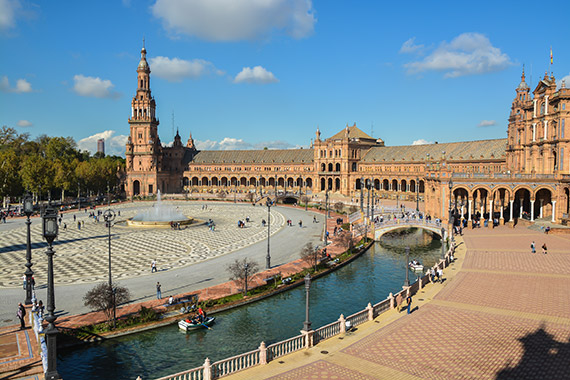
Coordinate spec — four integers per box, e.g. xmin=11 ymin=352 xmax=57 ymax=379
xmin=211 ymin=177 xmax=219 ymax=186
xmin=514 ymin=188 xmax=531 ymax=220
xmin=268 ymin=177 xmax=276 ymax=187
xmin=335 ymin=163 xmax=341 ymax=172
xmin=306 ymin=178 xmax=313 ymax=188
xmin=182 ymin=177 xmax=189 ymax=187
xmin=133 ymin=180 xmax=140 ymax=196
xmin=240 ymin=177 xmax=247 ymax=186
xmin=320 ymin=177 xmax=326 ymax=191
xmin=356 ymin=178 xmax=362 ymax=190
xmin=201 ymin=176 xmax=209 ymax=186
xmin=535 ymin=187 xmax=553 ymax=220
xmin=278 ymin=177 xmax=285 ymax=187
xmin=472 ymin=187 xmax=490 ymax=220
xmin=401 ymin=179 xmax=407 ymax=192
xmin=352 ymin=162 xmax=357 ymax=171
xmin=383 ymin=179 xmax=389 ymax=191
xmin=392 ymin=179 xmax=398 ymax=191
xmin=564 ymin=187 xmax=570 ymax=216
xmin=230 ymin=177 xmax=238 ymax=186
xmin=249 ymin=177 xmax=257 ymax=187
xmin=296 ymin=177 xmax=303 ymax=187
xmin=374 ymin=179 xmax=380 ymax=190
xmin=321 ymin=163 xmax=326 ymax=172
xmin=328 ymin=163 xmax=333 ymax=172
xmin=191 ymin=177 xmax=199 ymax=186
xmin=260 ymin=177 xmax=266 ymax=187
xmin=375 ymin=223 xmax=444 ymax=240
xmin=335 ymin=178 xmax=341 ymax=191
xmin=327 ymin=178 xmax=333 ymax=191
xmin=221 ymin=177 xmax=228 ymax=187
xmin=287 ymin=177 xmax=294 ymax=188
xmin=419 ymin=180 xmax=425 ymax=193
xmin=410 ymin=180 xmax=416 ymax=193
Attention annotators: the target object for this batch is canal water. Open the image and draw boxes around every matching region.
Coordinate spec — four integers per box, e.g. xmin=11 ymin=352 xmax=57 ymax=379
xmin=58 ymin=228 xmax=444 ymax=380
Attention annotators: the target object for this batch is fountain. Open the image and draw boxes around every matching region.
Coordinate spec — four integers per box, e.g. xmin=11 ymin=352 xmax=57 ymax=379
xmin=127 ymin=190 xmax=194 ymax=227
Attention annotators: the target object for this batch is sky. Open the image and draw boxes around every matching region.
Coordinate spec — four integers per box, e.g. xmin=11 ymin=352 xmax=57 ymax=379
xmin=1 ymin=0 xmax=569 ymax=157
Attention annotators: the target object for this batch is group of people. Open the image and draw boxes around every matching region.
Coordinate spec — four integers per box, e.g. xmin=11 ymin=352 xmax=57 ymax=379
xmin=206 ymin=219 xmax=215 ymax=231
xmin=170 ymin=221 xmax=183 ymax=230
xmin=530 ymin=241 xmax=548 ymax=254
xmin=17 ymin=300 xmax=46 ymax=330
xmin=184 ymin=307 xmax=208 ymax=325
xmin=429 ymin=267 xmax=444 ymax=283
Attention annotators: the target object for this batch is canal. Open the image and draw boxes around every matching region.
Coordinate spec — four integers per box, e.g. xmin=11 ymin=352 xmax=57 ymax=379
xmin=58 ymin=228 xmax=444 ymax=379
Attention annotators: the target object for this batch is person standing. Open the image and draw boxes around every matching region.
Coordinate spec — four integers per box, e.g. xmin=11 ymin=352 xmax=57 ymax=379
xmin=156 ymin=282 xmax=162 ymax=299
xmin=430 ymin=267 xmax=436 ymax=283
xmin=17 ymin=303 xmax=26 ymax=330
xmin=151 ymin=259 xmax=157 ymax=273
xmin=406 ymin=295 xmax=412 ymax=314
xmin=437 ymin=268 xmax=443 ymax=283
xmin=531 ymin=241 xmax=536 ymax=253
xmin=542 ymin=243 xmax=548 ymax=254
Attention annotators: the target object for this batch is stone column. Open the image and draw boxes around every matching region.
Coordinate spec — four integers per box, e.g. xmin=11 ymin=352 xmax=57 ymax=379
xmin=339 ymin=314 xmax=346 ymax=334
xmin=519 ymin=199 xmax=523 ymax=219
xmin=552 ymin=201 xmax=556 ymax=222
xmin=489 ymin=199 xmax=494 ymax=228
xmin=539 ymin=199 xmax=544 ymax=219
xmin=461 ymin=205 xmax=464 ymax=220
xmin=500 ymin=200 xmax=504 ymax=220
xmin=468 ymin=199 xmax=472 ymax=221
xmin=530 ymin=200 xmax=535 ymax=221
xmin=259 ymin=342 xmax=267 ymax=365
xmin=509 ymin=199 xmax=514 ymax=221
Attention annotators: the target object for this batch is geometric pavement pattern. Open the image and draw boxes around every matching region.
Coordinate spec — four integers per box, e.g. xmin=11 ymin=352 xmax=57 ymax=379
xmin=0 ymin=202 xmax=285 ymax=287
xmin=265 ymin=360 xmax=378 ymax=380
xmin=342 ymin=303 xmax=570 ymax=380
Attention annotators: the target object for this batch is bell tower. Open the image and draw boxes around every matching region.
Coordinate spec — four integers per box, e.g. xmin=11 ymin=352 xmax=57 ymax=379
xmin=126 ymin=42 xmax=161 ymax=197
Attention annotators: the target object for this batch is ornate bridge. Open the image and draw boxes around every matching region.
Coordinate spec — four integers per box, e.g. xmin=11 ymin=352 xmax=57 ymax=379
xmin=373 ymin=219 xmax=445 ymax=240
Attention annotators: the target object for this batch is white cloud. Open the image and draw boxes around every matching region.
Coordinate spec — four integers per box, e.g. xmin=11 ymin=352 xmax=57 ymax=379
xmin=399 ymin=37 xmax=424 ymax=54
xmin=412 ymin=139 xmax=433 ymax=145
xmin=404 ymin=33 xmax=512 ymax=78
xmin=0 ymin=0 xmax=20 ymax=31
xmin=234 ymin=66 xmax=278 ymax=84
xmin=196 ymin=137 xmax=299 ymax=150
xmin=78 ymin=130 xmax=128 ymax=157
xmin=0 ymin=76 xmax=33 ymax=93
xmin=72 ymin=75 xmax=120 ymax=98
xmin=151 ymin=0 xmax=316 ymax=41
xmin=478 ymin=120 xmax=496 ymax=127
xmin=149 ymin=56 xmax=223 ymax=82
xmin=16 ymin=119 xmax=32 ymax=127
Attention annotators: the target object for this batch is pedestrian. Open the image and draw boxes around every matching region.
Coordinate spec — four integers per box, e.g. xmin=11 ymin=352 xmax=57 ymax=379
xmin=17 ymin=303 xmax=26 ymax=330
xmin=37 ymin=300 xmax=44 ymax=319
xmin=542 ymin=243 xmax=547 ymax=254
xmin=313 ymin=216 xmax=317 ymax=223
xmin=22 ymin=274 xmax=26 ymax=290
xmin=430 ymin=267 xmax=436 ymax=282
xmin=299 ymin=220 xmax=303 ymax=227
xmin=406 ymin=294 xmax=412 ymax=314
xmin=73 ymin=214 xmax=76 ymax=222
xmin=63 ymin=222 xmax=67 ymax=231
xmin=531 ymin=241 xmax=536 ymax=254
xmin=151 ymin=259 xmax=157 ymax=273
xmin=77 ymin=221 xmax=81 ymax=230
xmin=437 ymin=268 xmax=443 ymax=283
xmin=30 ymin=276 xmax=35 ymax=290
xmin=156 ymin=282 xmax=162 ymax=299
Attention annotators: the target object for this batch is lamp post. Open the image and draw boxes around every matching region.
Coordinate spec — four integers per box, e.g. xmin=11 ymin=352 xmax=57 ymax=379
xmin=360 ymin=177 xmax=364 ymax=212
xmin=441 ymin=227 xmax=446 ymax=260
xmin=266 ymin=198 xmax=272 ymax=269
xmin=324 ymin=188 xmax=329 ymax=247
xmin=367 ymin=179 xmax=371 ymax=219
xmin=103 ymin=209 xmax=116 ymax=328
xmin=22 ymin=192 xmax=34 ymax=305
xmin=77 ymin=181 xmax=81 ymax=211
xmin=244 ymin=262 xmax=250 ymax=296
xmin=303 ymin=274 xmax=312 ymax=332
xmin=404 ymin=246 xmax=410 ymax=287
xmin=416 ymin=177 xmax=419 ymax=212
xmin=448 ymin=178 xmax=454 ymax=244
xmin=42 ymin=202 xmax=60 ymax=380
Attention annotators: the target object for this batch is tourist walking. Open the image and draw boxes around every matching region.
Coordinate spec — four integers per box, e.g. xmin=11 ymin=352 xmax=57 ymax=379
xmin=430 ymin=267 xmax=436 ymax=282
xmin=406 ymin=295 xmax=412 ymax=314
xmin=437 ymin=268 xmax=443 ymax=283
xmin=542 ymin=243 xmax=548 ymax=254
xmin=151 ymin=259 xmax=157 ymax=273
xmin=17 ymin=303 xmax=26 ymax=330
xmin=531 ymin=241 xmax=536 ymax=254
xmin=156 ymin=282 xmax=162 ymax=299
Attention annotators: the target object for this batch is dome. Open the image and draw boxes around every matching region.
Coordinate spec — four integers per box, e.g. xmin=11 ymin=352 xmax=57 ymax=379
xmin=517 ymin=81 xmax=529 ymax=90
xmin=138 ymin=59 xmax=149 ymax=70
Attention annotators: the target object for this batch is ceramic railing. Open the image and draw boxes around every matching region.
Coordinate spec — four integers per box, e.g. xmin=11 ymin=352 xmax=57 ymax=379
xmin=267 ymin=334 xmax=305 ymax=361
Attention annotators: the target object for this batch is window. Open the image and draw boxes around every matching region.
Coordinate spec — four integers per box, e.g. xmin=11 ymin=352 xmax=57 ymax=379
xmin=563 ymin=103 xmax=566 ymax=110
xmin=562 ymin=119 xmax=566 ymax=138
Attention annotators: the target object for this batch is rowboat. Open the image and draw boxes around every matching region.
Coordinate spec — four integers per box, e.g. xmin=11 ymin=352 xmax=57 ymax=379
xmin=408 ymin=261 xmax=424 ymax=271
xmin=178 ymin=316 xmax=215 ymax=331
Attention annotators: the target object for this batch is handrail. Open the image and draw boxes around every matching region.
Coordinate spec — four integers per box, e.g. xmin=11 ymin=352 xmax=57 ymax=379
xmin=212 ymin=348 xmax=260 ymax=378
xmin=267 ymin=334 xmax=305 ymax=361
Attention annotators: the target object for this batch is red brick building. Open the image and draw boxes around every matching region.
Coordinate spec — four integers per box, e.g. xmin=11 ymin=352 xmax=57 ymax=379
xmin=125 ymin=46 xmax=570 ymax=224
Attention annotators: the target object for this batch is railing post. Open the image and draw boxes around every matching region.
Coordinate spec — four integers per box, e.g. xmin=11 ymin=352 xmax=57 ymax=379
xmin=367 ymin=302 xmax=374 ymax=321
xmin=259 ymin=341 xmax=267 ymax=365
xmin=419 ymin=275 xmax=423 ymax=290
xmin=301 ymin=330 xmax=314 ymax=349
xmin=203 ymin=357 xmax=212 ymax=380
xmin=339 ymin=314 xmax=346 ymax=334
xmin=388 ymin=292 xmax=394 ymax=309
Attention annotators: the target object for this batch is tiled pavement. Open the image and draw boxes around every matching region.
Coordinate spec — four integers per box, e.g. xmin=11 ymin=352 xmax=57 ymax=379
xmin=223 ymin=225 xmax=570 ymax=380
xmin=0 ymin=325 xmax=43 ymax=379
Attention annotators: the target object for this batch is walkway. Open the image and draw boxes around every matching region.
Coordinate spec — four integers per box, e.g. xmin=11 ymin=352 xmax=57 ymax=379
xmin=223 ymin=225 xmax=570 ymax=380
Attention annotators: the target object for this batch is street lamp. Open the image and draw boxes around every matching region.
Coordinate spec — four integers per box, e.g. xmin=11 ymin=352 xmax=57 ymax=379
xmin=103 ymin=209 xmax=116 ymax=328
xmin=77 ymin=181 xmax=81 ymax=211
xmin=360 ymin=177 xmax=364 ymax=212
xmin=367 ymin=179 xmax=371 ymax=219
xmin=416 ymin=177 xmax=419 ymax=212
xmin=303 ymin=274 xmax=312 ymax=332
xmin=441 ymin=227 xmax=446 ymax=260
xmin=404 ymin=246 xmax=410 ymax=287
xmin=22 ymin=192 xmax=34 ymax=305
xmin=42 ymin=202 xmax=60 ymax=380
xmin=448 ymin=178 xmax=454 ymax=244
xmin=266 ymin=198 xmax=272 ymax=269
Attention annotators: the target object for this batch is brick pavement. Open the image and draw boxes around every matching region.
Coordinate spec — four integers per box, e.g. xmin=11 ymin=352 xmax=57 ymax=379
xmin=223 ymin=224 xmax=570 ymax=380
xmin=0 ymin=324 xmax=43 ymax=379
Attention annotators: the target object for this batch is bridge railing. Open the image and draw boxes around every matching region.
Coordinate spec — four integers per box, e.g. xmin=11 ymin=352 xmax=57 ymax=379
xmin=374 ymin=218 xmax=442 ymax=230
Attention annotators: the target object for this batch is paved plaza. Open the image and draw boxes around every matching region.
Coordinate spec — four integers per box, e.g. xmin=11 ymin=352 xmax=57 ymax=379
xmin=0 ymin=201 xmax=323 ymax=327
xmin=224 ymin=225 xmax=570 ymax=380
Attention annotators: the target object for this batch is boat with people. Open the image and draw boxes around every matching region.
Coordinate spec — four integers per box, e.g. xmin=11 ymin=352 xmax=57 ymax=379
xmin=408 ymin=260 xmax=423 ymax=271
xmin=178 ymin=316 xmax=216 ymax=332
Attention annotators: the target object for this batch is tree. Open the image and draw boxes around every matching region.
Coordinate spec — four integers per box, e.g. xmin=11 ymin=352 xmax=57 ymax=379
xmin=337 ymin=230 xmax=355 ymax=251
xmin=83 ymin=283 xmax=131 ymax=327
xmin=227 ymin=258 xmax=259 ymax=297
xmin=19 ymin=155 xmax=55 ymax=196
xmin=0 ymin=150 xmax=22 ymax=199
xmin=334 ymin=201 xmax=344 ymax=213
xmin=299 ymin=242 xmax=318 ymax=272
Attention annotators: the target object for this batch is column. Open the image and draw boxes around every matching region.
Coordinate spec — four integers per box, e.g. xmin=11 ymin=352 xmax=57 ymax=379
xmin=530 ymin=200 xmax=535 ymax=221
xmin=468 ymin=199 xmax=472 ymax=221
xmin=544 ymin=120 xmax=548 ymax=140
xmin=461 ymin=205 xmax=464 ymax=220
xmin=519 ymin=199 xmax=523 ymax=219
xmin=509 ymin=200 xmax=514 ymax=221
xmin=552 ymin=200 xmax=556 ymax=222
xmin=533 ymin=99 xmax=537 ymax=118
xmin=539 ymin=199 xmax=543 ymax=219
xmin=489 ymin=199 xmax=493 ymax=228
xmin=532 ymin=123 xmax=536 ymax=141
xmin=545 ymin=95 xmax=549 ymax=115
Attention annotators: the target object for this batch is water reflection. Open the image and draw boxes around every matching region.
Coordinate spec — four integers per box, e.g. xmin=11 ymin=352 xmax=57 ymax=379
xmin=58 ymin=228 xmax=442 ymax=380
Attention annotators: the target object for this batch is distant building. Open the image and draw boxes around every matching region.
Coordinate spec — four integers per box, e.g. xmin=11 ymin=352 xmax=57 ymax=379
xmin=97 ymin=138 xmax=105 ymax=155
xmin=125 ymin=44 xmax=570 ymax=225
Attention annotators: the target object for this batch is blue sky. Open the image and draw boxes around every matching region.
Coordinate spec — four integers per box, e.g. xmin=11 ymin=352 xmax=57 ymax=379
xmin=1 ymin=0 xmax=569 ymax=156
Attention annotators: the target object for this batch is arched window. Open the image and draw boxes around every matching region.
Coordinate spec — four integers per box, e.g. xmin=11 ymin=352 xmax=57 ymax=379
xmin=352 ymin=163 xmax=357 ymax=171
xmin=335 ymin=163 xmax=341 ymax=172
xmin=328 ymin=163 xmax=333 ymax=172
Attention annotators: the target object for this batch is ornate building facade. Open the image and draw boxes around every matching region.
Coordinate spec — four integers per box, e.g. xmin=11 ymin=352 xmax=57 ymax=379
xmin=125 ymin=46 xmax=570 ymax=225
